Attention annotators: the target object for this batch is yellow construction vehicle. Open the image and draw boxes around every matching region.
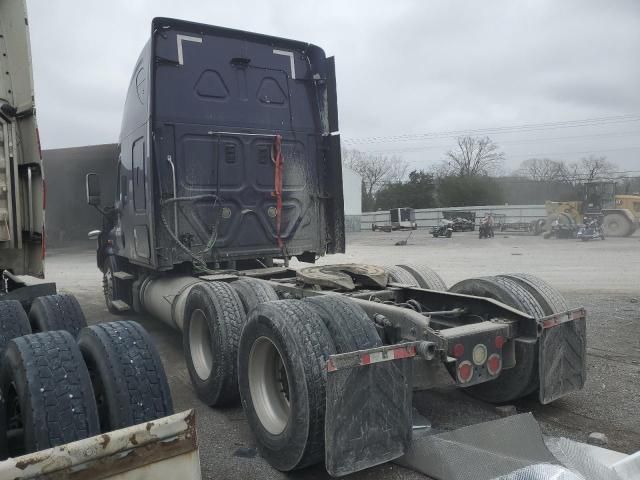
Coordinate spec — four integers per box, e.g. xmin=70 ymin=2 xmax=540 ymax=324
xmin=544 ymin=181 xmax=639 ymax=237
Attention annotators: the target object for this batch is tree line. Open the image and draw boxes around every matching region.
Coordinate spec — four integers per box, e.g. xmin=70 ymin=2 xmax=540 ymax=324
xmin=342 ymin=136 xmax=636 ymax=211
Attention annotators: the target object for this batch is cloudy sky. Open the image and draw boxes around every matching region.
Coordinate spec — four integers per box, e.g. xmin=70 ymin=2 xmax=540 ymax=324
xmin=27 ymin=0 xmax=640 ymax=172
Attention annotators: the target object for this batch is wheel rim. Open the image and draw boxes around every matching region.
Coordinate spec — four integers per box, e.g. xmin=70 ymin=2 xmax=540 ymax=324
xmin=248 ymin=336 xmax=290 ymax=435
xmin=189 ymin=309 xmax=213 ymax=381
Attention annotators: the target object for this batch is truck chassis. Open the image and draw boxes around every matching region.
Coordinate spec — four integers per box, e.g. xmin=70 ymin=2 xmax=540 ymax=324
xmin=119 ymin=262 xmax=587 ymax=476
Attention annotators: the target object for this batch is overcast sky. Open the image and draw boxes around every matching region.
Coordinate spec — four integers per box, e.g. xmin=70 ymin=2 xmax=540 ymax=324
xmin=27 ymin=0 xmax=640 ymax=172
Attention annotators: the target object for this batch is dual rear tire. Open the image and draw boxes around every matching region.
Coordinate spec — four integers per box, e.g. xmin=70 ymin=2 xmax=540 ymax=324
xmin=238 ymin=297 xmax=381 ymax=471
xmin=182 ymin=279 xmax=382 ymax=472
xmin=448 ymin=273 xmax=567 ymax=403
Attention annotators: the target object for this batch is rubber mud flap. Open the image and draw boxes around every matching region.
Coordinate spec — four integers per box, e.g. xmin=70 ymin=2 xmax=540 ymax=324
xmin=325 ymin=354 xmax=414 ymax=477
xmin=538 ymin=309 xmax=587 ymax=404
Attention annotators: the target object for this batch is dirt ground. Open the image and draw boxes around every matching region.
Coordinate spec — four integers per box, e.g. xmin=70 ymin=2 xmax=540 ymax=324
xmin=45 ymin=230 xmax=640 ymax=479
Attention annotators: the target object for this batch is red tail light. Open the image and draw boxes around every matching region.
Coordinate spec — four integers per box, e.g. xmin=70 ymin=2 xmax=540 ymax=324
xmin=495 ymin=335 xmax=505 ymax=349
xmin=457 ymin=360 xmax=473 ymax=384
xmin=453 ymin=343 xmax=465 ymax=358
xmin=487 ymin=354 xmax=502 ymax=376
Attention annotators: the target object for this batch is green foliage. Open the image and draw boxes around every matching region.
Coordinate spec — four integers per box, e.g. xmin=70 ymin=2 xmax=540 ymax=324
xmin=375 ymin=170 xmax=437 ymax=210
xmin=437 ymin=175 xmax=505 ymax=207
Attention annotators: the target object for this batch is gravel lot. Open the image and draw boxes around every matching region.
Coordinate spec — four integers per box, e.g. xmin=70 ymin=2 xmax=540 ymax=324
xmin=45 ymin=230 xmax=640 ymax=479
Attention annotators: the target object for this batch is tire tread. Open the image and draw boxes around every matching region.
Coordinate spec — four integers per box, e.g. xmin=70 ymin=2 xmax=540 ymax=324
xmin=79 ymin=321 xmax=173 ymax=430
xmin=29 ymin=293 xmax=87 ymax=337
xmin=0 ymin=300 xmax=31 ymax=356
xmin=1 ymin=331 xmax=99 ymax=455
xmin=396 ymin=264 xmax=447 ymax=291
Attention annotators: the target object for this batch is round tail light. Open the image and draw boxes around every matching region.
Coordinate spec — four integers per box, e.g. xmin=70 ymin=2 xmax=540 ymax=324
xmin=487 ymin=354 xmax=502 ymax=376
xmin=472 ymin=344 xmax=488 ymax=365
xmin=457 ymin=360 xmax=473 ymax=384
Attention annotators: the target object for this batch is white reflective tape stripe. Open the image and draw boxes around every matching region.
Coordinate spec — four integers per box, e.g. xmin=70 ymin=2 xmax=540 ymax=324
xmin=273 ymin=49 xmax=296 ymax=79
xmin=369 ymin=351 xmax=385 ymax=363
xmin=176 ymin=34 xmax=202 ymax=65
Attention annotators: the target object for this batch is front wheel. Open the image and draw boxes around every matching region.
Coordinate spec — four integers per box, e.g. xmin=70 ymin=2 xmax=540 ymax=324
xmin=103 ymin=257 xmax=127 ymax=315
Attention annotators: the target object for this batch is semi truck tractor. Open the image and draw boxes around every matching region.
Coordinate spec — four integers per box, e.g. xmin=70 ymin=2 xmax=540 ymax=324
xmin=85 ymin=17 xmax=588 ymax=476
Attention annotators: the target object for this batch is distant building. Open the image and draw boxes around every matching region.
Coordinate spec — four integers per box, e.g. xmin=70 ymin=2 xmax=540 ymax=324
xmin=342 ymin=166 xmax=362 ymax=232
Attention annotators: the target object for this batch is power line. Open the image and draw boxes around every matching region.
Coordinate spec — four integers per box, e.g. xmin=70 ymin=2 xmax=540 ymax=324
xmin=342 ymin=114 xmax=640 ymax=146
xmin=359 ymin=130 xmax=640 ymax=155
xmin=401 ymin=146 xmax=640 ymax=164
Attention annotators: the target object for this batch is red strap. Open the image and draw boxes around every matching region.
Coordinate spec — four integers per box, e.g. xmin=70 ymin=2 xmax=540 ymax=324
xmin=272 ymin=135 xmax=284 ymax=248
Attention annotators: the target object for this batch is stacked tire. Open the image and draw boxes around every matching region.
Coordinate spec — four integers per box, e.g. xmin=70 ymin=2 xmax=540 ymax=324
xmin=0 ymin=294 xmax=172 ymax=459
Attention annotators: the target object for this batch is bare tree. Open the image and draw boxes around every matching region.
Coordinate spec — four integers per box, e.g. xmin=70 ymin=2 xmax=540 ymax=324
xmin=516 ymin=158 xmax=568 ymax=182
xmin=574 ymin=155 xmax=617 ymax=182
xmin=556 ymin=155 xmax=618 ymax=185
xmin=342 ymin=148 xmax=408 ymax=199
xmin=442 ymin=136 xmax=505 ymax=176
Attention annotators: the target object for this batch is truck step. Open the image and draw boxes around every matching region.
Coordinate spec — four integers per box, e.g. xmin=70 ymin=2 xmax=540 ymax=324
xmin=110 ymin=300 xmax=131 ymax=312
xmin=113 ymin=271 xmax=135 ymax=281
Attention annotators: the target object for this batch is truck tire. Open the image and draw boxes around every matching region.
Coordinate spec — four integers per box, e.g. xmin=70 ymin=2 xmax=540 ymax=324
xmin=396 ymin=264 xmax=447 ymax=291
xmin=28 ymin=293 xmax=87 ymax=338
xmin=238 ymin=300 xmax=336 ymax=471
xmin=385 ymin=265 xmax=419 ymax=286
xmin=231 ymin=277 xmax=279 ymax=314
xmin=532 ymin=219 xmax=545 ymax=236
xmin=183 ymin=282 xmax=246 ymax=406
xmin=602 ymin=213 xmax=632 ymax=237
xmin=0 ymin=300 xmax=31 ymax=359
xmin=0 ymin=331 xmax=99 ymax=459
xmin=78 ymin=321 xmax=173 ymax=433
xmin=303 ymin=295 xmax=381 ymax=352
xmin=448 ymin=276 xmax=546 ymax=403
xmin=498 ymin=273 xmax=568 ymax=315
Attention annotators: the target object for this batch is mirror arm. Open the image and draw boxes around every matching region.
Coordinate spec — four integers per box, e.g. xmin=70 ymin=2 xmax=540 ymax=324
xmin=90 ymin=203 xmax=108 ymax=218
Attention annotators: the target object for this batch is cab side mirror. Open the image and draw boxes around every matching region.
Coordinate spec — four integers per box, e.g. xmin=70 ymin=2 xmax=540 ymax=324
xmin=86 ymin=173 xmax=101 ymax=206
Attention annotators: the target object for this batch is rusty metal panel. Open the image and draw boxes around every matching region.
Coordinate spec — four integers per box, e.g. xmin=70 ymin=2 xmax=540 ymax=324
xmin=0 ymin=410 xmax=200 ymax=479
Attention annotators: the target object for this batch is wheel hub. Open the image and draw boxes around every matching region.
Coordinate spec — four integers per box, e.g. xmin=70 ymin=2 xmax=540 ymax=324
xmin=248 ymin=337 xmax=290 ymax=435
xmin=189 ymin=309 xmax=213 ymax=380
